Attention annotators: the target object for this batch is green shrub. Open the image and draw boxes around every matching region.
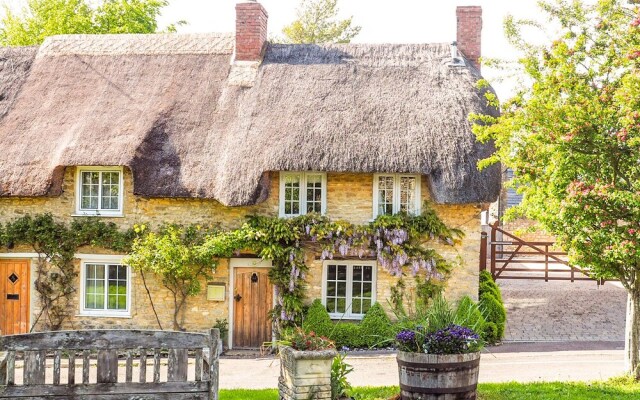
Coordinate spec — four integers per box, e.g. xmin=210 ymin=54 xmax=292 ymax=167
xmin=479 ymin=281 xmax=502 ymax=302
xmin=360 ymin=303 xmax=394 ymax=348
xmin=455 ymin=295 xmax=486 ymax=334
xmin=477 ymin=272 xmax=507 ymax=343
xmin=303 ymin=299 xmax=332 ymax=336
xmin=482 ymin=321 xmax=499 ymax=343
xmin=330 ymin=323 xmax=364 ymax=348
xmin=479 ymin=292 xmax=506 ymax=339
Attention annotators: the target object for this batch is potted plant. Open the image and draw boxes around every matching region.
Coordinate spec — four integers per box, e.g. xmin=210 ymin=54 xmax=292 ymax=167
xmin=278 ymin=327 xmax=338 ymax=400
xmin=394 ymin=296 xmax=484 ymax=400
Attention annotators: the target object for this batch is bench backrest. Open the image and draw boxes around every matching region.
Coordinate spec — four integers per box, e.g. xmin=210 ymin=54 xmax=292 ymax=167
xmin=0 ymin=329 xmax=220 ymax=400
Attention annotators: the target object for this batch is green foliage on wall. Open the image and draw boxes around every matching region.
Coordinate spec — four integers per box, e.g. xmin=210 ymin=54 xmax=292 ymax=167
xmin=478 ymin=271 xmax=507 ymax=343
xmin=0 ymin=214 xmax=134 ymax=330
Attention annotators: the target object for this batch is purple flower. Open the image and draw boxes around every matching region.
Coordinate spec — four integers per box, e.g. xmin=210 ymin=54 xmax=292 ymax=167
xmin=396 ymin=330 xmax=416 ymax=343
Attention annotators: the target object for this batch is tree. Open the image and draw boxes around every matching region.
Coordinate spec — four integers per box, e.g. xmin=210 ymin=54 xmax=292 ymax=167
xmin=281 ymin=0 xmax=360 ymax=44
xmin=473 ymin=0 xmax=640 ymax=377
xmin=0 ymin=0 xmax=180 ymax=46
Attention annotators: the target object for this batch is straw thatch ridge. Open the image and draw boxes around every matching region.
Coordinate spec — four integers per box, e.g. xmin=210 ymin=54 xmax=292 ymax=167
xmin=0 ymin=34 xmax=500 ymax=205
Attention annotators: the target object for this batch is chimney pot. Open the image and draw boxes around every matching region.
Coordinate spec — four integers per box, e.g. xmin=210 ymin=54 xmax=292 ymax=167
xmin=456 ymin=6 xmax=482 ymax=72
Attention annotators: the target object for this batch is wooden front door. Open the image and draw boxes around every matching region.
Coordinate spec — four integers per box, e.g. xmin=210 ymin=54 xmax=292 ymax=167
xmin=233 ymin=268 xmax=273 ymax=348
xmin=0 ymin=259 xmax=30 ymax=335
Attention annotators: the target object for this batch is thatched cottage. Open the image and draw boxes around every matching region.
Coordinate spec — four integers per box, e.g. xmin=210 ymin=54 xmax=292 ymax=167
xmin=0 ymin=1 xmax=499 ymax=348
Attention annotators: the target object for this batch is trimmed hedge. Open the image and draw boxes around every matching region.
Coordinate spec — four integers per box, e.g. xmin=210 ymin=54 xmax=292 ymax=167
xmin=478 ymin=271 xmax=507 ymax=343
xmin=302 ymin=300 xmax=393 ymax=349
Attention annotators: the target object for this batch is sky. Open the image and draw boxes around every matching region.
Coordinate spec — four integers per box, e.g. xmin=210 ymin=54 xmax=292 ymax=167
xmin=0 ymin=0 xmax=591 ymax=98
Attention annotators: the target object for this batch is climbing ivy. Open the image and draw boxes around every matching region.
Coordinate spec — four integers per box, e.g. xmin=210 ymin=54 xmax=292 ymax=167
xmin=0 ymin=202 xmax=462 ymax=333
xmin=198 ymin=202 xmax=463 ymax=329
xmin=0 ymin=214 xmax=134 ymax=330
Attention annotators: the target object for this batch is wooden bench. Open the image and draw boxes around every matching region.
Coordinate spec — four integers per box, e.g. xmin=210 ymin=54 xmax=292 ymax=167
xmin=0 ymin=329 xmax=220 ymax=399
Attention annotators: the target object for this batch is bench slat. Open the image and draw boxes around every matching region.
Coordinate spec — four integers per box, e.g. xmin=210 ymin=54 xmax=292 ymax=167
xmin=0 ymin=330 xmax=209 ymax=351
xmin=0 ymin=394 xmax=209 ymax=400
xmin=153 ymin=349 xmax=161 ymax=383
xmin=97 ymin=350 xmax=118 ymax=384
xmin=82 ymin=350 xmax=90 ymax=384
xmin=67 ymin=352 xmax=75 ymax=385
xmin=194 ymin=349 xmax=202 ymax=382
xmin=53 ymin=351 xmax=61 ymax=385
xmin=0 ymin=381 xmax=210 ymax=396
xmin=24 ymin=351 xmax=46 ymax=385
xmin=6 ymin=351 xmax=15 ymax=386
xmin=167 ymin=349 xmax=188 ymax=382
xmin=125 ymin=350 xmax=133 ymax=383
xmin=139 ymin=349 xmax=147 ymax=383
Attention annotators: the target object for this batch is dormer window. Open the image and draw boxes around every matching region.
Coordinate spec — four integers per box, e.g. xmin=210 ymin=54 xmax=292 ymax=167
xmin=279 ymin=172 xmax=327 ymax=217
xmin=373 ymin=174 xmax=421 ymax=218
xmin=75 ymin=167 xmax=123 ymax=217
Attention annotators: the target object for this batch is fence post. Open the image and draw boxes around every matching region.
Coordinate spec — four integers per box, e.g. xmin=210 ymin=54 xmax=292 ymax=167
xmin=490 ymin=223 xmax=497 ymax=279
xmin=544 ymin=244 xmax=549 ymax=282
xmin=479 ymin=232 xmax=488 ymax=272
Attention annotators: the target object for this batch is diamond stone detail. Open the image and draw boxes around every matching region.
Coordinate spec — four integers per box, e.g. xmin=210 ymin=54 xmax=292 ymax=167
xmin=8 ymin=273 xmax=18 ymax=284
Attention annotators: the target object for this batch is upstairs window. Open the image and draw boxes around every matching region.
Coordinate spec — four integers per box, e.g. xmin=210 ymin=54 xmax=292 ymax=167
xmin=75 ymin=167 xmax=123 ymax=216
xmin=373 ymin=174 xmax=421 ymax=218
xmin=279 ymin=172 xmax=326 ymax=217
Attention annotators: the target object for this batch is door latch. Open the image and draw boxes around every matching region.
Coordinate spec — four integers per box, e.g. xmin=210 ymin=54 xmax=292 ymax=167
xmin=234 ymin=293 xmax=242 ymax=302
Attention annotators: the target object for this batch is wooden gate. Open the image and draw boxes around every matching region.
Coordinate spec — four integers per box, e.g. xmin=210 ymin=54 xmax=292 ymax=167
xmin=480 ymin=222 xmax=604 ymax=283
xmin=0 ymin=260 xmax=30 ymax=335
xmin=232 ymin=268 xmax=273 ymax=348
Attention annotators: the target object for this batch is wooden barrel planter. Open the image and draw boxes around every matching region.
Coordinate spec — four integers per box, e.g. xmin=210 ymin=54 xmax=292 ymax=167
xmin=397 ymin=351 xmax=481 ymax=400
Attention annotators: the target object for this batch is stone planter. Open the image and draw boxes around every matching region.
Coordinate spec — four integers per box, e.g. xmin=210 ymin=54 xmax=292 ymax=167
xmin=397 ymin=351 xmax=481 ymax=400
xmin=278 ymin=345 xmax=337 ymax=400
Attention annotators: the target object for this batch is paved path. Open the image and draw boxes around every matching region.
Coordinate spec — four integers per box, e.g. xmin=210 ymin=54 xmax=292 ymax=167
xmin=219 ymin=346 xmax=626 ymax=389
xmin=499 ymin=278 xmax=627 ymax=342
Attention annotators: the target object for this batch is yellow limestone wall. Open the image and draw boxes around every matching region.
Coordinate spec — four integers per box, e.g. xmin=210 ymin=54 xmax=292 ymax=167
xmin=0 ymin=167 xmax=482 ymax=331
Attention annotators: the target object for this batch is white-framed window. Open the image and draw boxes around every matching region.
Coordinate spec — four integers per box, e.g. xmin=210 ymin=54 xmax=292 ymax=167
xmin=79 ymin=255 xmax=131 ymax=317
xmin=279 ymin=172 xmax=327 ymax=217
xmin=321 ymin=261 xmax=377 ymax=320
xmin=75 ymin=167 xmax=124 ymax=216
xmin=372 ymin=174 xmax=421 ymax=218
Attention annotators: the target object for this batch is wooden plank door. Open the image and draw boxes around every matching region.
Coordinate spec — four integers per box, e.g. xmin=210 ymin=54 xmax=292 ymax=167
xmin=0 ymin=259 xmax=30 ymax=335
xmin=233 ymin=268 xmax=273 ymax=348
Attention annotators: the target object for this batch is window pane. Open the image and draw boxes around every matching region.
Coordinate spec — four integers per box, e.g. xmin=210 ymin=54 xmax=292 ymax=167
xmin=353 ymin=265 xmax=362 ymax=281
xmin=337 ymin=265 xmax=347 ymax=280
xmin=336 ymin=298 xmax=346 ymax=313
xmin=363 ymin=266 xmax=373 ymax=282
xmin=327 ymin=298 xmax=335 ymax=313
xmin=362 ymin=299 xmax=372 ymax=314
xmin=377 ymin=176 xmax=394 ymax=216
xmin=400 ymin=176 xmax=417 ymax=214
xmin=107 ymin=264 xmax=127 ymax=310
xmin=337 ymin=282 xmax=346 ymax=297
xmin=352 ymin=298 xmax=362 ymax=315
xmin=85 ymin=263 xmax=106 ymax=310
xmin=327 ymin=282 xmax=336 ymax=296
xmin=328 ymin=265 xmax=336 ymax=280
xmin=100 ymin=172 xmax=120 ymax=210
xmin=352 ymin=281 xmax=362 ymax=297
xmin=305 ymin=174 xmax=323 ymax=214
xmin=283 ymin=174 xmax=301 ymax=216
xmin=81 ymin=172 xmax=100 ymax=210
xmin=363 ymin=283 xmax=372 ymax=298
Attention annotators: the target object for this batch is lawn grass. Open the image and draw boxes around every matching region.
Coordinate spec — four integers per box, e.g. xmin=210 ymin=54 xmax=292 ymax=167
xmin=219 ymin=376 xmax=640 ymax=399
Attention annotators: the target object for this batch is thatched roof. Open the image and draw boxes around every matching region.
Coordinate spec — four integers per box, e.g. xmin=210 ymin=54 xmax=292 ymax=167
xmin=0 ymin=34 xmax=500 ymax=205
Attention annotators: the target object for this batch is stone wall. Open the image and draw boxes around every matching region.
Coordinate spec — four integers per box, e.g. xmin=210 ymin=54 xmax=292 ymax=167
xmin=0 ymin=167 xmax=483 ymax=333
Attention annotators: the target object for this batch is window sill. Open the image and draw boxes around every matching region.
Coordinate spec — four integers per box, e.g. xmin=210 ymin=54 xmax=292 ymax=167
xmin=329 ymin=314 xmax=364 ymax=321
xmin=77 ymin=312 xmax=132 ymax=319
xmin=72 ymin=212 xmax=124 ymax=218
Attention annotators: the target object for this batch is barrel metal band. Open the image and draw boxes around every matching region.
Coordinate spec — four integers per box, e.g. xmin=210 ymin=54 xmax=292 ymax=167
xmin=397 ymin=357 xmax=480 ymax=371
xmin=400 ymin=383 xmax=478 ymax=395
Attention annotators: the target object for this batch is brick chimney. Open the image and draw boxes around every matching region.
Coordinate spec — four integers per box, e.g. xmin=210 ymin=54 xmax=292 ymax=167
xmin=235 ymin=0 xmax=268 ymax=62
xmin=456 ymin=6 xmax=482 ymax=72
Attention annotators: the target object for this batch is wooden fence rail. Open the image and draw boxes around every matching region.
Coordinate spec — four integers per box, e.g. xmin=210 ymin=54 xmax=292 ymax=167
xmin=480 ymin=222 xmax=605 ymax=284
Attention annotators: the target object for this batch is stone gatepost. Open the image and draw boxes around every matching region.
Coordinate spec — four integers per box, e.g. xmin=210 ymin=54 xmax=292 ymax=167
xmin=278 ymin=346 xmax=337 ymax=400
